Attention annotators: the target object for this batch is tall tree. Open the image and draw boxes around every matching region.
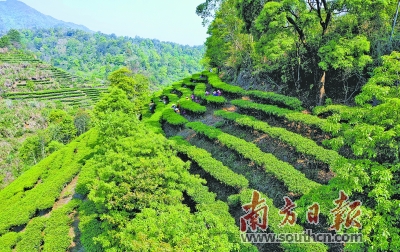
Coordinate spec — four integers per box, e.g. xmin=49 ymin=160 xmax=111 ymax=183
xmin=205 ymin=0 xmax=398 ymax=105
xmin=108 ymin=67 xmax=150 ymax=110
xmin=196 ymin=0 xmax=224 ymax=26
xmin=7 ymin=29 xmax=21 ymax=44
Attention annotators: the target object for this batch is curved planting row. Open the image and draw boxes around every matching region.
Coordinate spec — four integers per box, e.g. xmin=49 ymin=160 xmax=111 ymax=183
xmin=214 ymin=110 xmax=343 ymax=167
xmin=194 ymin=82 xmax=226 ymax=105
xmin=57 ymin=98 xmax=92 ymax=106
xmin=144 ymin=88 xmax=181 ymax=134
xmin=3 ymin=88 xmax=106 ymax=106
xmin=0 ymin=53 xmax=40 ymax=63
xmin=168 ymin=136 xmax=327 ymax=251
xmin=185 ymin=121 xmax=321 ymax=195
xmin=2 ymin=89 xmax=82 ymax=98
xmin=7 ymin=93 xmax=83 ymax=100
xmin=16 ymin=80 xmax=54 ymax=87
xmin=313 ymin=104 xmax=367 ymax=122
xmin=202 ymin=72 xmax=303 ymax=110
xmin=203 ymin=72 xmax=243 ymax=97
xmin=4 ymin=200 xmax=81 ymax=251
xmin=231 ymin=99 xmax=341 ymax=135
xmin=181 ymin=77 xmax=196 ymax=89
xmin=13 ymin=216 xmax=46 ymax=251
xmin=179 ymin=99 xmax=207 ymax=114
xmin=41 ymin=200 xmax=79 ymax=252
xmin=162 ymin=109 xmax=188 ymax=126
xmin=190 ymin=73 xmax=207 ymax=83
xmin=168 ymin=165 xmax=257 ymax=251
xmin=0 ymin=153 xmax=59 ymax=203
xmin=39 ymin=93 xmax=86 ymax=100
xmin=0 ymin=129 xmax=97 ymax=235
xmin=169 ymin=136 xmax=249 ymax=189
xmin=247 ymin=90 xmax=303 ymax=111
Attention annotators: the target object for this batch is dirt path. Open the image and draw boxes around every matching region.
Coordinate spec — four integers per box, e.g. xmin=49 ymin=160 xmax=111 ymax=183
xmin=49 ymin=175 xmax=83 ymax=252
xmin=54 ymin=175 xmax=79 ymax=210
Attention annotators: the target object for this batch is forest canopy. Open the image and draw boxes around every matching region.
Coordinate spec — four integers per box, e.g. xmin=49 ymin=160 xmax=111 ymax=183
xmin=198 ymin=0 xmax=400 ymax=106
xmin=16 ymin=28 xmax=205 ymax=88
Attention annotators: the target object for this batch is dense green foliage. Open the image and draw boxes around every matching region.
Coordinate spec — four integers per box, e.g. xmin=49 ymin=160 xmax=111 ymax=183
xmin=0 ymin=130 xmax=95 ymax=235
xmin=18 ymin=28 xmax=204 ymax=86
xmin=162 ymin=109 xmax=189 ymax=126
xmin=170 ymin=136 xmax=249 ymax=189
xmin=79 ymin=113 xmax=247 ymax=251
xmin=0 ymin=29 xmax=21 ymax=47
xmin=199 ymin=0 xmax=400 ymax=105
xmin=0 ymin=98 xmax=93 ymax=189
xmin=0 ymin=72 xmax=259 ymax=251
xmin=214 ymin=110 xmax=342 ymax=166
xmin=1 ymin=8 xmax=400 ymax=248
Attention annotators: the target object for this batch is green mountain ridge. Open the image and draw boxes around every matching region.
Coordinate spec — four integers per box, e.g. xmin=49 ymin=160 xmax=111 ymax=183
xmin=19 ymin=28 xmax=205 ymax=86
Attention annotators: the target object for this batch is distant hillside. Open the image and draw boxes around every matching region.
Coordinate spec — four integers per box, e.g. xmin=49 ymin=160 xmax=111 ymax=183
xmin=21 ymin=28 xmax=205 ymax=87
xmin=0 ymin=0 xmax=90 ymax=33
xmin=0 ymin=50 xmax=106 ymax=190
xmin=0 ymin=50 xmax=108 ymax=106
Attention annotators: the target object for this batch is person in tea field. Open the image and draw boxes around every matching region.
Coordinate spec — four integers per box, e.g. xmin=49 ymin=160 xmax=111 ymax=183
xmin=149 ymin=100 xmax=156 ymax=113
xmin=162 ymin=95 xmax=169 ymax=105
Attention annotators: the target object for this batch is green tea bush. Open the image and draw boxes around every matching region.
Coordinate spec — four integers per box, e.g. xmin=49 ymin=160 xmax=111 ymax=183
xmin=186 ymin=121 xmax=321 ymax=195
xmin=169 ymin=136 xmax=249 ymax=189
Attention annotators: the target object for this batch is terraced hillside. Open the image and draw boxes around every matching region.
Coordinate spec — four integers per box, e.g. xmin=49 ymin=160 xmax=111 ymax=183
xmin=0 ymin=70 xmax=398 ymax=251
xmin=2 ymin=88 xmax=108 ymax=107
xmin=144 ymin=72 xmax=399 ymax=251
xmin=0 ymin=51 xmax=107 ymax=107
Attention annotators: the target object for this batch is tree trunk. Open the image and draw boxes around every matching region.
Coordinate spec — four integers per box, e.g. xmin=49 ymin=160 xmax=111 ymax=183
xmin=318 ymin=71 xmax=326 ymax=106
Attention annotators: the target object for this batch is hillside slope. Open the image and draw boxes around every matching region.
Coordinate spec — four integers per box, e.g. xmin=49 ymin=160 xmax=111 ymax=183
xmin=1 ymin=59 xmax=399 ymax=250
xmin=20 ymin=28 xmax=205 ymax=86
xmin=0 ymin=0 xmax=90 ymax=33
xmin=0 ymin=50 xmax=105 ymax=189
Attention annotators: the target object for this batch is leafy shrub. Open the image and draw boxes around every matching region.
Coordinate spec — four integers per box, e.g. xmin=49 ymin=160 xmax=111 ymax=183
xmin=45 ymin=140 xmax=64 ymax=154
xmin=231 ymin=99 xmax=341 ymax=134
xmin=74 ymin=109 xmax=91 ymax=136
xmin=203 ymin=72 xmax=245 ymax=96
xmin=169 ymin=136 xmax=249 ymax=189
xmin=26 ymin=80 xmax=35 ymax=91
xmin=162 ymin=109 xmax=188 ymax=126
xmin=247 ymin=90 xmax=304 ymax=111
xmin=15 ymin=217 xmax=46 ymax=251
xmin=179 ymin=99 xmax=207 ymax=114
